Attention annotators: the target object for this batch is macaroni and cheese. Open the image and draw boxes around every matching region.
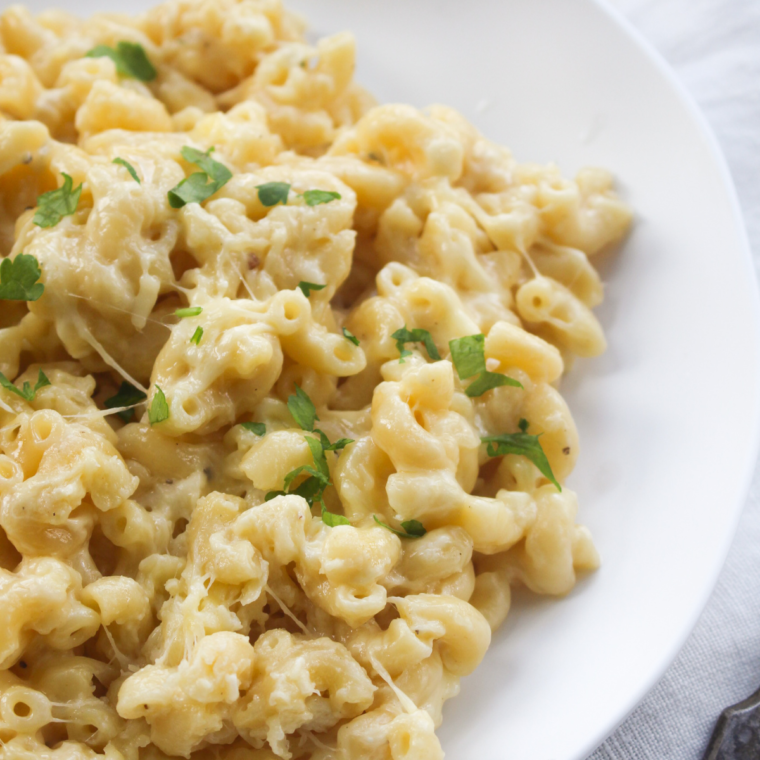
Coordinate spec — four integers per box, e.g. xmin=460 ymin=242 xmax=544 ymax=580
xmin=0 ymin=1 xmax=632 ymax=757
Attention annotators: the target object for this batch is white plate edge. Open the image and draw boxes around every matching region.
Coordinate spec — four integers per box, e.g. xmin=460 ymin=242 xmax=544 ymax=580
xmin=572 ymin=2 xmax=760 ymax=755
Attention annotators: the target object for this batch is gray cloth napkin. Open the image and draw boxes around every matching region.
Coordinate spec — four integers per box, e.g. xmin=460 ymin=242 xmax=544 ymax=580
xmin=590 ymin=1 xmax=760 ymax=758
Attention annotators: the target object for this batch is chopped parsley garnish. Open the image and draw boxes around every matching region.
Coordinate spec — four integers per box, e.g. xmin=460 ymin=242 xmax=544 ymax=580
xmin=0 ymin=254 xmax=44 ymax=301
xmin=391 ymin=326 xmax=441 ymax=363
xmin=281 ymin=463 xmax=328 ymax=494
xmin=518 ymin=418 xmax=529 ymax=433
xmin=190 ymin=326 xmax=203 ymax=345
xmin=302 ymin=189 xmax=341 ymax=206
xmin=297 ymin=281 xmax=326 ymax=298
xmin=287 ymin=384 xmax=319 ymax=432
xmin=373 ymin=515 xmax=426 ymax=539
xmin=34 ymin=173 xmax=82 ymax=228
xmin=168 ymin=147 xmax=232 ymax=208
xmin=175 ymin=306 xmax=202 ymax=318
xmin=112 ymin=158 xmax=140 ymax=183
xmin=305 ymin=435 xmax=329 ymax=478
xmin=0 ymin=370 xmax=50 ymax=403
xmin=342 ymin=327 xmax=359 ymax=346
xmin=105 ymin=381 xmax=147 ymax=422
xmin=265 ymin=436 xmax=330 ymax=507
xmin=481 ymin=432 xmax=560 ymax=491
xmin=314 ymin=428 xmax=354 ymax=452
xmin=449 ymin=334 xmax=522 ymax=397
xmin=465 ymin=372 xmax=522 ymax=397
xmin=85 ymin=42 xmax=157 ymax=81
xmin=256 ymin=182 xmax=290 ymax=207
xmin=449 ymin=334 xmax=486 ymax=377
xmin=267 ymin=387 xmax=353 ymax=525
xmin=180 ymin=147 xmax=229 ymax=181
xmin=148 ymin=385 xmax=169 ymax=425
xmin=287 ymin=386 xmax=352 ymax=449
xmin=321 ymin=503 xmax=350 ymax=526
xmin=240 ymin=422 xmax=266 ymax=436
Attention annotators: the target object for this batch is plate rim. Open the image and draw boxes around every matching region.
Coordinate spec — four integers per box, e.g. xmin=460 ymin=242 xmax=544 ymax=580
xmin=575 ymin=0 xmax=760 ymax=754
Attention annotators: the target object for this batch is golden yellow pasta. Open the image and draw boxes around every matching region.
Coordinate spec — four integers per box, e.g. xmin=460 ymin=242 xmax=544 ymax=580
xmin=0 ymin=0 xmax=632 ymax=757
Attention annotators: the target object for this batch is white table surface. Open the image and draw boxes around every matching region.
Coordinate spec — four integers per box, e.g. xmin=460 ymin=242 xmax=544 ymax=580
xmin=590 ymin=1 xmax=760 ymax=757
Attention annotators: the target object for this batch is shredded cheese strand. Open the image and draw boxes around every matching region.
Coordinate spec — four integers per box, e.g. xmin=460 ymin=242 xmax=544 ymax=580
xmin=369 ymin=653 xmax=418 ymax=715
xmin=238 ymin=266 xmax=257 ymax=301
xmin=264 ymin=584 xmax=311 ymax=637
xmin=301 ymin=730 xmax=336 ymax=752
xmin=103 ymin=626 xmax=131 ymax=671
xmin=65 ymin=291 xmax=170 ymax=331
xmin=456 ymin=193 xmax=540 ymax=277
xmin=75 ymin=316 xmax=149 ymax=394
xmin=62 ymin=402 xmax=142 ymax=420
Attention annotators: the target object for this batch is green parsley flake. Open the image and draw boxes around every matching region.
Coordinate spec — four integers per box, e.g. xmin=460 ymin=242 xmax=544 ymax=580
xmin=256 ymin=182 xmax=290 ymax=207
xmin=115 ymin=41 xmax=157 ymax=80
xmin=281 ymin=464 xmax=321 ymax=493
xmin=148 ymin=385 xmax=169 ymax=425
xmin=314 ymin=429 xmax=353 ymax=452
xmin=391 ymin=326 xmax=441 ymax=363
xmin=298 ymin=281 xmax=326 ymax=298
xmin=175 ymin=306 xmax=203 ymax=318
xmin=449 ymin=334 xmax=487 ymax=379
xmin=373 ymin=515 xmax=426 ymax=539
xmin=287 ymin=384 xmax=319 ymax=432
xmin=85 ymin=42 xmax=157 ymax=81
xmin=0 ymin=369 xmax=50 ymax=403
xmin=306 ymin=437 xmax=331 ymax=484
xmin=190 ymin=326 xmax=203 ymax=345
xmin=263 ymin=408 xmax=354 ymax=513
xmin=292 ymin=475 xmax=328 ymax=504
xmin=0 ymin=254 xmax=44 ymax=301
xmin=34 ymin=173 xmax=82 ymax=229
xmin=342 ymin=327 xmax=359 ymax=346
xmin=448 ymin=334 xmax=522 ymax=397
xmin=321 ymin=502 xmax=350 ymax=527
xmin=240 ymin=421 xmax=266 ymax=436
xmin=113 ymin=158 xmax=140 ymax=183
xmin=104 ymin=381 xmax=147 ymax=423
xmin=181 ymin=147 xmax=229 ymax=180
xmin=518 ymin=418 xmax=529 ymax=433
xmin=303 ymin=189 xmax=341 ymax=206
xmin=167 ymin=173 xmax=214 ymax=207
xmin=481 ymin=432 xmax=561 ymax=491
xmin=464 ymin=371 xmax=522 ymax=397
xmin=168 ymin=147 xmax=232 ymax=208
xmin=264 ymin=424 xmax=353 ymax=512
xmin=267 ymin=440 xmax=329 ymax=506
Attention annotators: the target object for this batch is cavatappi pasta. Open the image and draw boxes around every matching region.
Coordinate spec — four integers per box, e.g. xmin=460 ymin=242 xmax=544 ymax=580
xmin=0 ymin=0 xmax=632 ymax=757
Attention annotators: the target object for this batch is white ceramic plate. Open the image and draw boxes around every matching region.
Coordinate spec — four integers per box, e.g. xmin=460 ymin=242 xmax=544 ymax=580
xmin=15 ymin=0 xmax=760 ymax=757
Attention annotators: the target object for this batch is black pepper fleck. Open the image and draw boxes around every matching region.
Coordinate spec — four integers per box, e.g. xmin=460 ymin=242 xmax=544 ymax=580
xmin=563 ymin=447 xmax=571 ymax=455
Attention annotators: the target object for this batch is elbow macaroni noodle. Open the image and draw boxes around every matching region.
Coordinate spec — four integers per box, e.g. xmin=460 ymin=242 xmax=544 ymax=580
xmin=0 ymin=0 xmax=632 ymax=757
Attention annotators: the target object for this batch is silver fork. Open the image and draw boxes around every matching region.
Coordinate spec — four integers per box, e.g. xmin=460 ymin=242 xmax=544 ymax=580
xmin=702 ymin=685 xmax=760 ymax=759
